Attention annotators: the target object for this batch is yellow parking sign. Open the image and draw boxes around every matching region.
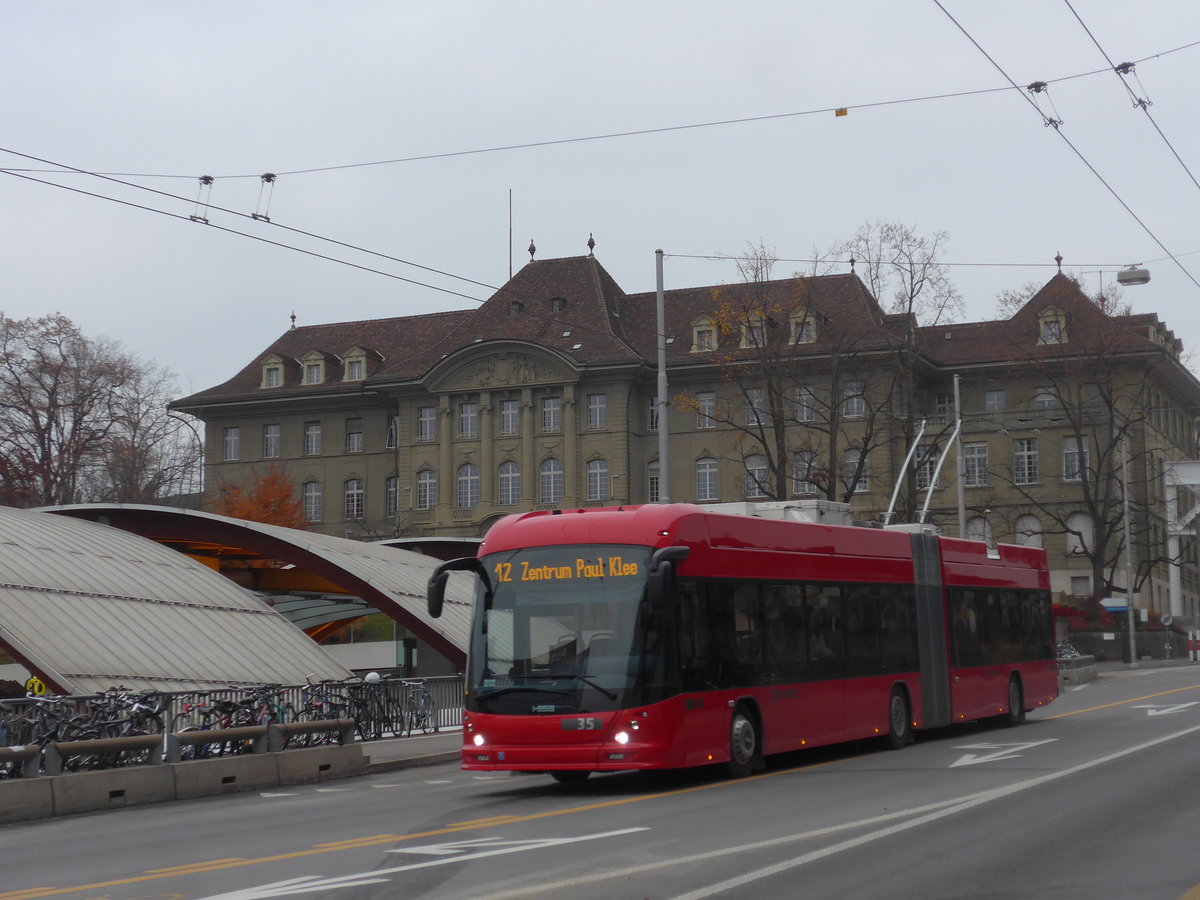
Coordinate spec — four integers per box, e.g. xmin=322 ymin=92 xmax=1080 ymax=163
xmin=24 ymin=675 xmax=46 ymax=696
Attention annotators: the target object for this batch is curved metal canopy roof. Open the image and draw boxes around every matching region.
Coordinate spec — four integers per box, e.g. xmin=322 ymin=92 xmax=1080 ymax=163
xmin=0 ymin=506 xmax=351 ymax=695
xmin=47 ymin=505 xmax=473 ymax=669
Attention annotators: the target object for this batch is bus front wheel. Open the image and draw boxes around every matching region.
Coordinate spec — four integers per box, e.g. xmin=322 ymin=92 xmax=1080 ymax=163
xmin=887 ymin=687 xmax=912 ymax=750
xmin=727 ymin=704 xmax=760 ymax=778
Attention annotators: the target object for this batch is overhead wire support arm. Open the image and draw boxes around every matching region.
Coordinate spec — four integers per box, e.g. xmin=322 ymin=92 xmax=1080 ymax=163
xmin=884 ymin=419 xmax=926 ymax=525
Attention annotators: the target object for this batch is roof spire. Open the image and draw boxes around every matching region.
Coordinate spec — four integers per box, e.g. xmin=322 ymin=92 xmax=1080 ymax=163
xmin=528 ymin=239 xmax=537 ymax=262
xmin=290 ymin=310 xmax=296 ymax=329
xmin=849 ymin=255 xmax=856 ymax=273
xmin=1055 ymin=251 xmax=1063 ymax=271
xmin=587 ymin=233 xmax=595 ymax=256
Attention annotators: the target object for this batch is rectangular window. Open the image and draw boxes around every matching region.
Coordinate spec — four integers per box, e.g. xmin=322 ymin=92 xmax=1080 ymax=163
xmin=984 ymin=390 xmax=1005 ymax=412
xmin=697 ymin=392 xmax=716 ymax=429
xmin=302 ymin=482 xmax=322 ymax=522
xmin=416 ymin=471 xmax=437 ymax=510
xmin=304 ymin=363 xmax=322 ymax=385
xmin=345 ymin=418 xmax=364 ymax=453
xmin=696 ymin=459 xmax=718 ymax=502
xmin=587 ymin=393 xmax=607 ymax=430
xmin=795 ymin=386 xmax=815 ymax=423
xmin=1063 ymin=436 xmax=1089 ymax=482
xmin=792 ymin=318 xmax=815 ymax=344
xmin=385 ymin=415 xmax=398 ymax=449
xmin=648 ymin=462 xmax=660 ymax=503
xmin=345 ymin=359 xmax=364 ymax=381
xmin=842 ymin=383 xmax=864 ymax=418
xmin=695 ymin=328 xmax=715 ymax=351
xmin=744 ymin=457 xmax=767 ymax=499
xmin=541 ymin=396 xmax=561 ymax=433
xmin=1013 ymin=438 xmax=1039 ymax=484
xmin=222 ymin=427 xmax=240 ymax=461
xmin=459 ymin=402 xmax=478 ymax=439
xmin=498 ymin=399 xmax=519 ymax=436
xmin=586 ymin=459 xmax=609 ymax=501
xmin=914 ymin=445 xmax=938 ymax=491
xmin=647 ymin=396 xmax=659 ymax=432
xmin=963 ymin=442 xmax=989 ymax=487
xmin=934 ymin=393 xmax=953 ymax=417
xmin=264 ymin=366 xmax=281 ymax=388
xmin=303 ymin=422 xmax=321 ymax=456
xmin=417 ymin=407 xmax=437 ymax=442
xmin=262 ymin=424 xmax=280 ymax=459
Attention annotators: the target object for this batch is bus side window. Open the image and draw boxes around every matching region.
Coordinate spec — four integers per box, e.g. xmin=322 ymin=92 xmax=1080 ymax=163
xmin=806 ymin=584 xmax=845 ymax=680
xmin=764 ymin=583 xmax=807 ymax=682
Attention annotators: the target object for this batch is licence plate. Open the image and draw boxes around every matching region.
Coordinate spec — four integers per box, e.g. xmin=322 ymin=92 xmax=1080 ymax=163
xmin=560 ymin=716 xmax=602 ymax=731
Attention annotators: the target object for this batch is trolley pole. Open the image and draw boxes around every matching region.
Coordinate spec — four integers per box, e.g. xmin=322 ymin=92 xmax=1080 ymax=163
xmin=656 ymin=249 xmax=669 ymax=502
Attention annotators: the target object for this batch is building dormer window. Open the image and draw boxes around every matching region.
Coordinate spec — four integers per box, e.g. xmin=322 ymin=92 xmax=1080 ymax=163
xmin=741 ymin=315 xmax=766 ymax=348
xmin=551 ymin=297 xmax=567 ymax=313
xmin=691 ymin=316 xmax=717 ymax=352
xmin=263 ymin=365 xmax=282 ymax=388
xmin=345 ymin=358 xmax=364 ymax=381
xmin=1037 ymin=308 xmax=1068 ymax=344
xmin=790 ymin=314 xmax=816 ymax=344
xmin=304 ymin=363 xmax=322 ymax=384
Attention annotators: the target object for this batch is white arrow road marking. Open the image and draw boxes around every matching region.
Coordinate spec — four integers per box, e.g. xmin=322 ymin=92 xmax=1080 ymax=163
xmin=258 ymin=792 xmax=298 ymax=798
xmin=949 ymin=739 xmax=1057 ymax=767
xmin=194 ymin=828 xmax=648 ymax=900
xmin=1132 ymin=702 xmax=1199 ymax=716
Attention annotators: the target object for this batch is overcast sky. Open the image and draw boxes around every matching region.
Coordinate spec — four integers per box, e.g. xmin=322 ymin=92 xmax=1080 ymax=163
xmin=4 ymin=2 xmax=1199 ymax=397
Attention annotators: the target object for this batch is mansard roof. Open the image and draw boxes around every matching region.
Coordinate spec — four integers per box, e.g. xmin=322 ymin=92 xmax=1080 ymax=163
xmin=173 ymin=258 xmax=1187 ymax=411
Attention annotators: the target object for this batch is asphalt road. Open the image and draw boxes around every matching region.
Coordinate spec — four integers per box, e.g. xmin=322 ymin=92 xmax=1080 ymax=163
xmin=4 ymin=664 xmax=1200 ymax=900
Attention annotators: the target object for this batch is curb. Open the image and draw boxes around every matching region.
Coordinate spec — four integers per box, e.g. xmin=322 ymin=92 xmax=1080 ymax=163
xmin=365 ymin=751 xmax=461 ymax=774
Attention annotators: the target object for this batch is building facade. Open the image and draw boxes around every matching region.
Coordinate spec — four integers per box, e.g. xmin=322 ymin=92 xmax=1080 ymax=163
xmin=173 ymin=252 xmax=1200 ymax=623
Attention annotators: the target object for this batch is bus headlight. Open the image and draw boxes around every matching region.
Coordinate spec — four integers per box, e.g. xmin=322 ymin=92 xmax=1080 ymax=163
xmin=472 ymin=733 xmax=486 ymax=747
xmin=614 ymin=731 xmax=630 ymax=745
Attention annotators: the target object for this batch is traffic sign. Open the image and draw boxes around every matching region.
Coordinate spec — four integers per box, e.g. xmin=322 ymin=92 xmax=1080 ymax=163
xmin=1100 ymin=598 xmax=1128 ymax=612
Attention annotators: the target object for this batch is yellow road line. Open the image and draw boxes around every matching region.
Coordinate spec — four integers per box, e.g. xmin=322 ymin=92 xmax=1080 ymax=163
xmin=1043 ymin=682 xmax=1200 ymax=718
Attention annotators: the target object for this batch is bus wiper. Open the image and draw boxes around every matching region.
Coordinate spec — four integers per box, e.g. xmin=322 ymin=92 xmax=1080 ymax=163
xmin=562 ymin=674 xmax=617 ymax=700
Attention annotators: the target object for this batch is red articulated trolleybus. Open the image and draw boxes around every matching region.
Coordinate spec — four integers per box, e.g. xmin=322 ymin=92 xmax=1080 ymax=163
xmin=426 ymin=502 xmax=1058 ymax=782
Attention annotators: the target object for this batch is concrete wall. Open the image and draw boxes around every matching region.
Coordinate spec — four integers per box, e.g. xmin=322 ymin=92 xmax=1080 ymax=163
xmin=0 ymin=745 xmax=365 ymax=825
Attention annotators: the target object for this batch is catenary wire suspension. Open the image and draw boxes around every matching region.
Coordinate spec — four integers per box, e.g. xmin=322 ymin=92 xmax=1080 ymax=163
xmin=190 ymin=175 xmax=214 ymax=223
xmin=253 ymin=173 xmax=276 ymax=222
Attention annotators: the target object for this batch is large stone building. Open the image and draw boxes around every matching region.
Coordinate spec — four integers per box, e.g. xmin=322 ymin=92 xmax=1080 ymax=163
xmin=173 ymin=250 xmax=1200 ymax=624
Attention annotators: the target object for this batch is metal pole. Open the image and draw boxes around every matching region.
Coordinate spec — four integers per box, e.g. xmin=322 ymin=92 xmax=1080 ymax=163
xmin=656 ymin=250 xmax=669 ymax=502
xmin=1122 ymin=437 xmax=1137 ymax=666
xmin=954 ymin=373 xmax=966 ymax=537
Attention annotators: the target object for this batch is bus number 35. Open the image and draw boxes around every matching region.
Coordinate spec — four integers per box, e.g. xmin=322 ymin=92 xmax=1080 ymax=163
xmin=561 ymin=717 xmax=601 ymax=731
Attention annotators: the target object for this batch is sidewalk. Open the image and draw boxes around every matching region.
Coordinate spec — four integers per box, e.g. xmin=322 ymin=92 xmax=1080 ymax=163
xmin=360 ymin=728 xmax=463 ymax=774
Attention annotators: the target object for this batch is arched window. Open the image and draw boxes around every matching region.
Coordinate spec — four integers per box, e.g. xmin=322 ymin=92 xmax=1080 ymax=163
xmin=302 ymin=481 xmax=322 ymax=522
xmin=385 ymin=475 xmax=399 ymax=518
xmin=586 ymin=458 xmax=609 ymax=501
xmin=539 ymin=458 xmax=563 ymax=504
xmin=416 ymin=470 xmax=437 ymax=510
xmin=498 ymin=461 xmax=521 ymax=506
xmin=744 ymin=454 xmax=768 ymax=499
xmin=1013 ymin=514 xmax=1042 ymax=548
xmin=696 ymin=458 xmax=718 ymax=502
xmin=456 ymin=464 xmax=480 ymax=508
xmin=344 ymin=478 xmax=364 ymax=520
xmin=966 ymin=515 xmax=992 ymax=545
xmin=1066 ymin=512 xmax=1093 ymax=555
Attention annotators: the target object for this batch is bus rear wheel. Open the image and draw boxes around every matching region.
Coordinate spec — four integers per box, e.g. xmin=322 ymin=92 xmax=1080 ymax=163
xmin=551 ymin=770 xmax=591 ymax=784
xmin=998 ymin=676 xmax=1025 ymax=726
xmin=886 ymin=687 xmax=911 ymax=750
xmin=727 ymin=704 xmax=760 ymax=778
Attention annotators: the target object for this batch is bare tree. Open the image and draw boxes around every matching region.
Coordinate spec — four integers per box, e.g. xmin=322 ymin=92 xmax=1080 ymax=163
xmin=676 ymin=241 xmax=894 ymax=504
xmin=0 ymin=312 xmax=201 ymax=507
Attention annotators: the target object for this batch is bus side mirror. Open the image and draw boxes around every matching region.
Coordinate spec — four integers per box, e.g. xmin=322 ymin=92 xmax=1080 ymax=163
xmin=426 ymin=556 xmax=491 ymax=619
xmin=647 ymin=545 xmax=689 ymax=611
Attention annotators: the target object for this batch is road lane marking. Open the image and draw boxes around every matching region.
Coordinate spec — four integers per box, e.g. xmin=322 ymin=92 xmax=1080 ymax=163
xmin=192 ymin=829 xmax=649 ymax=900
xmin=949 ymin=739 xmax=1057 ymax=767
xmin=1043 ymin=681 xmax=1200 ymax=718
xmin=470 ymin=723 xmax=1200 ymax=900
xmin=1131 ymin=702 xmax=1199 ymax=716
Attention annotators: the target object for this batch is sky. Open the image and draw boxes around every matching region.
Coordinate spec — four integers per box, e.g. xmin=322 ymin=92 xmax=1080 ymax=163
xmin=4 ymin=2 xmax=1200 ymax=398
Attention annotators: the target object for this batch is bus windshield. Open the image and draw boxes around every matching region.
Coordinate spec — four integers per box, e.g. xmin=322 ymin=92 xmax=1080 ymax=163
xmin=467 ymin=545 xmax=653 ymax=715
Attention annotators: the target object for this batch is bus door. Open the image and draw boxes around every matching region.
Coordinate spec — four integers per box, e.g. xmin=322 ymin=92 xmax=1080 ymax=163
xmin=800 ymin=584 xmax=846 ymax=744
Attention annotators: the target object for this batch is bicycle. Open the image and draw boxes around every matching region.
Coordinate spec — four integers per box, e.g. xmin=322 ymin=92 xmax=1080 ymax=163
xmin=400 ymin=680 xmax=438 ymax=736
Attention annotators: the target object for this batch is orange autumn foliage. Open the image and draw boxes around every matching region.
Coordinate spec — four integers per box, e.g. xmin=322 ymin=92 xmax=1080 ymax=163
xmin=211 ymin=463 xmax=308 ymax=530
